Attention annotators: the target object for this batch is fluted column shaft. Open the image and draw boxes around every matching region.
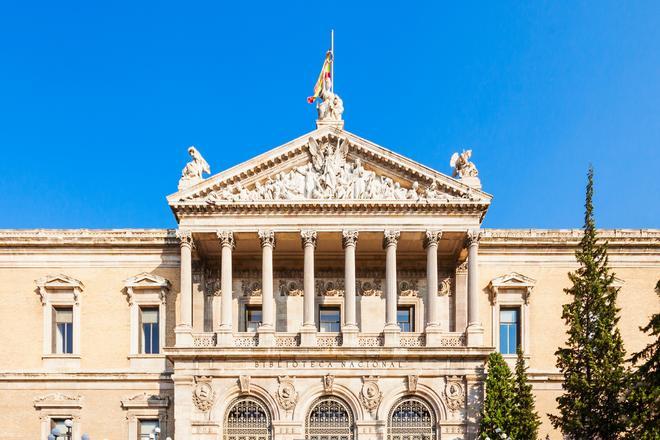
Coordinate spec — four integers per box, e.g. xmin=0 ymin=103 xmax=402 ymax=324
xmin=301 ymin=230 xmax=317 ymax=328
xmin=384 ymin=230 xmax=400 ymax=329
xmin=259 ymin=230 xmax=275 ymax=329
xmin=177 ymin=230 xmax=194 ymax=329
xmin=424 ymin=231 xmax=441 ymax=328
xmin=467 ymin=230 xmax=481 ymax=326
xmin=342 ymin=230 xmax=358 ymax=328
xmin=218 ymin=231 xmax=234 ymax=331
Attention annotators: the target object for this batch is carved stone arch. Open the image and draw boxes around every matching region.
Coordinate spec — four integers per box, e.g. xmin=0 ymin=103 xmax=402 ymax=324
xmin=377 ymin=382 xmax=447 ymax=422
xmin=213 ymin=384 xmax=281 ymax=424
xmin=293 ymin=383 xmax=364 ymax=423
xmin=304 ymin=394 xmax=355 ymax=440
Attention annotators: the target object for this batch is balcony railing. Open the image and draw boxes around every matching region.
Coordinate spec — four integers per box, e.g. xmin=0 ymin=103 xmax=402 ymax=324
xmin=189 ymin=331 xmax=466 ymax=348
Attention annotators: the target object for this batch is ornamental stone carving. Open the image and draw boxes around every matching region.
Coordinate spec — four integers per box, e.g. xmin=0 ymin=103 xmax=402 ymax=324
xmin=450 ymin=149 xmax=478 ymax=178
xmin=342 ymin=230 xmax=359 ymax=248
xmin=360 ymin=376 xmax=382 ymax=412
xmin=176 ymin=229 xmax=194 ymax=248
xmin=316 ymin=279 xmax=345 ymax=297
xmin=239 ymin=375 xmax=251 ymax=394
xmin=439 ymin=277 xmax=452 ymax=296
xmin=466 ymin=229 xmax=482 ymax=246
xmin=258 ymin=230 xmax=276 ymax=248
xmin=398 ymin=279 xmax=419 ymax=297
xmin=407 ymin=375 xmax=418 ymax=393
xmin=192 ymin=377 xmax=215 ymax=412
xmin=358 ymin=279 xmax=383 ymax=297
xmin=444 ymin=376 xmax=466 ymax=411
xmin=204 ymin=267 xmax=221 ymax=297
xmin=241 ymin=279 xmax=262 ymax=297
xmin=323 ymin=374 xmax=334 ymax=393
xmin=383 ymin=230 xmax=400 ymax=248
xmin=279 ymin=279 xmax=304 ymax=296
xmin=203 ymin=136 xmax=469 ymax=203
xmin=217 ymin=230 xmax=235 ymax=249
xmin=276 ymin=376 xmax=298 ymax=410
xmin=179 ymin=146 xmax=210 ymax=190
xmin=301 ymin=230 xmax=318 ymax=248
xmin=424 ymin=230 xmax=442 ymax=248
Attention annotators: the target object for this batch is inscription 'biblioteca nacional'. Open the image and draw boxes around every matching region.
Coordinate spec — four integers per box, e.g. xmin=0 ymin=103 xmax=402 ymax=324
xmin=252 ymin=360 xmax=405 ymax=369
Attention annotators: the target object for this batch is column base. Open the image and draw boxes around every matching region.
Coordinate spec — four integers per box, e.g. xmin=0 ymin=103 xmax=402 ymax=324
xmin=174 ymin=326 xmax=193 ymax=346
xmin=341 ymin=325 xmax=359 ymax=347
xmin=466 ymin=323 xmax=484 ymax=346
xmin=300 ymin=325 xmax=317 ymax=347
xmin=383 ymin=325 xmax=401 ymax=347
xmin=424 ymin=325 xmax=444 ymax=347
xmin=216 ymin=329 xmax=233 ymax=347
xmin=258 ymin=326 xmax=275 ymax=347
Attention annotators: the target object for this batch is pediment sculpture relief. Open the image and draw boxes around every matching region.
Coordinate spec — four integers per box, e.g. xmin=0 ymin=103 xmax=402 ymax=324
xmin=179 ymin=146 xmax=211 ymax=190
xmin=204 ymin=137 xmax=480 ymax=203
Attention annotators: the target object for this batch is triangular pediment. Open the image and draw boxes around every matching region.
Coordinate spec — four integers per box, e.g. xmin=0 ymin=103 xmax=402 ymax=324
xmin=168 ymin=126 xmax=491 ymax=216
xmin=489 ymin=272 xmax=537 ymax=290
xmin=124 ymin=272 xmax=171 ymax=289
xmin=36 ymin=274 xmax=84 ymax=291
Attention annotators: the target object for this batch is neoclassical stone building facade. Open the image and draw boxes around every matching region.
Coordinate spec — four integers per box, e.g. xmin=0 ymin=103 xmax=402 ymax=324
xmin=0 ymin=115 xmax=658 ymax=440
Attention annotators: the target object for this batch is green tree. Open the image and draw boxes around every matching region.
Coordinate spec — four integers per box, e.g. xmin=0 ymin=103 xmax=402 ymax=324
xmin=512 ymin=348 xmax=540 ymax=439
xmin=623 ymin=281 xmax=660 ymax=439
xmin=549 ymin=167 xmax=628 ymax=439
xmin=480 ymin=352 xmax=516 ymax=439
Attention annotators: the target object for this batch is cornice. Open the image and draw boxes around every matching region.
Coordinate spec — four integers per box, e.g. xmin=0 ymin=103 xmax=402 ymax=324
xmin=481 ymin=228 xmax=660 ymax=247
xmin=0 ymin=229 xmax=178 ymax=247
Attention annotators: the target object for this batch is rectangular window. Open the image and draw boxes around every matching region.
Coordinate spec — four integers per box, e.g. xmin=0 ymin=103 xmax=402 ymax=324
xmin=397 ymin=306 xmax=414 ymax=332
xmin=139 ymin=419 xmax=159 ymax=440
xmin=50 ymin=418 xmax=69 ymax=440
xmin=53 ymin=307 xmax=73 ymax=354
xmin=319 ymin=306 xmax=341 ymax=332
xmin=499 ymin=307 xmax=520 ymax=355
xmin=140 ymin=307 xmax=159 ymax=354
xmin=244 ymin=306 xmax=262 ymax=332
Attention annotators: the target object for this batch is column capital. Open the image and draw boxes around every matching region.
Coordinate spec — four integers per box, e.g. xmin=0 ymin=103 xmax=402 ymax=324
xmin=176 ymin=229 xmax=194 ymax=248
xmin=258 ymin=230 xmax=276 ymax=248
xmin=300 ymin=230 xmax=318 ymax=248
xmin=466 ymin=229 xmax=482 ymax=246
xmin=383 ymin=230 xmax=400 ymax=248
xmin=423 ymin=230 xmax=442 ymax=248
xmin=342 ymin=230 xmax=359 ymax=248
xmin=217 ymin=230 xmax=235 ymax=249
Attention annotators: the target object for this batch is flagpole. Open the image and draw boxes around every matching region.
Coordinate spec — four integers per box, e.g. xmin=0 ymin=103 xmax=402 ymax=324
xmin=331 ymin=29 xmax=334 ymax=93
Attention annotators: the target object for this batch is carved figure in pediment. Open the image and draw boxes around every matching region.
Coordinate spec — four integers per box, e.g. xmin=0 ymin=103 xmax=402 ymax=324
xmin=179 ymin=146 xmax=210 ymax=190
xmin=450 ymin=149 xmax=479 ymax=178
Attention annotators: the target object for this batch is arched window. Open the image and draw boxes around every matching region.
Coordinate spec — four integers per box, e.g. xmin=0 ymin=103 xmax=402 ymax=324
xmin=387 ymin=396 xmax=437 ymax=440
xmin=224 ymin=397 xmax=272 ymax=440
xmin=305 ymin=396 xmax=354 ymax=440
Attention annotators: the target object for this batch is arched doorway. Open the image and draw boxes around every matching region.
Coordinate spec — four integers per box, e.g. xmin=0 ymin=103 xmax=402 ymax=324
xmin=305 ymin=396 xmax=355 ymax=440
xmin=224 ymin=396 xmax=272 ymax=440
xmin=387 ymin=396 xmax=438 ymax=440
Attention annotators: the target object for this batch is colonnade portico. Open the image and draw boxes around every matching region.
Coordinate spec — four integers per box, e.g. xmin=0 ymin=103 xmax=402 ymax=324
xmin=173 ymin=228 xmax=484 ymax=348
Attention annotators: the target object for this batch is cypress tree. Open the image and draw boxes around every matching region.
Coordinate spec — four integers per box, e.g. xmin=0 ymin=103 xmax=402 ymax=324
xmin=549 ymin=166 xmax=628 ymax=439
xmin=624 ymin=281 xmax=660 ymax=439
xmin=512 ymin=348 xmax=540 ymax=439
xmin=480 ymin=352 xmax=516 ymax=439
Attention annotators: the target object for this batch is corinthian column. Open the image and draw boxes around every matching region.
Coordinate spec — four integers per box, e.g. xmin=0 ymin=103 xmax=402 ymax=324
xmin=217 ymin=231 xmax=234 ymax=345
xmin=258 ymin=230 xmax=276 ymax=346
xmin=383 ymin=230 xmax=401 ymax=346
xmin=300 ymin=230 xmax=317 ymax=346
xmin=342 ymin=230 xmax=359 ymax=346
xmin=424 ymin=230 xmax=445 ymax=347
xmin=175 ymin=229 xmax=193 ymax=345
xmin=466 ymin=229 xmax=484 ymax=346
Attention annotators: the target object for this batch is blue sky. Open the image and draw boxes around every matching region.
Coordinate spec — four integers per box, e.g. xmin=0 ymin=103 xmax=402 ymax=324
xmin=0 ymin=1 xmax=658 ymax=229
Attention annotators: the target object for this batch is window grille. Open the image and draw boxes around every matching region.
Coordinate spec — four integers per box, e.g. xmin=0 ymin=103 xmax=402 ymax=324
xmin=387 ymin=397 xmax=437 ymax=440
xmin=305 ymin=396 xmax=354 ymax=440
xmin=224 ymin=397 xmax=272 ymax=440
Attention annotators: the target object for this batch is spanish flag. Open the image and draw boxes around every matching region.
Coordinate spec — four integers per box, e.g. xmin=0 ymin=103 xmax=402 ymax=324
xmin=307 ymin=51 xmax=333 ymax=103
